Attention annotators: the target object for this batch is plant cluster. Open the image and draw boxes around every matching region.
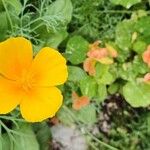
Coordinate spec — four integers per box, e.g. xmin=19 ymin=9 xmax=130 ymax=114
xmin=0 ymin=0 xmax=150 ymax=150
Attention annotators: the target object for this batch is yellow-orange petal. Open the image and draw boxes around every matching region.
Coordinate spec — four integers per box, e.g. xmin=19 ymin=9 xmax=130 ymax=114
xmin=0 ymin=77 xmax=22 ymax=114
xmin=29 ymin=47 xmax=68 ymax=86
xmin=0 ymin=37 xmax=33 ymax=80
xmin=20 ymin=87 xmax=63 ymax=122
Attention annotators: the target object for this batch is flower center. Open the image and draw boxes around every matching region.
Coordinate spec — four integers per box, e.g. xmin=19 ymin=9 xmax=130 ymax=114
xmin=19 ymin=69 xmax=33 ymax=93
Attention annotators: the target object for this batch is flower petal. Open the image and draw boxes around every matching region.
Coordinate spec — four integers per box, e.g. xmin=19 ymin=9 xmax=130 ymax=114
xmin=29 ymin=47 xmax=68 ymax=86
xmin=0 ymin=37 xmax=33 ymax=80
xmin=83 ymin=58 xmax=96 ymax=76
xmin=20 ymin=87 xmax=63 ymax=122
xmin=0 ymin=77 xmax=22 ymax=114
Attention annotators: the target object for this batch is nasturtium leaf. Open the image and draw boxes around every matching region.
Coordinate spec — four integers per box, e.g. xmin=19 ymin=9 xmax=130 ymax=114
xmin=95 ymin=63 xmax=115 ymax=85
xmin=95 ymin=63 xmax=109 ymax=78
xmin=115 ymin=20 xmax=135 ymax=51
xmin=118 ymin=56 xmax=149 ymax=81
xmin=123 ymin=81 xmax=150 ymax=107
xmin=99 ymin=71 xmax=115 ymax=85
xmin=80 ymin=76 xmax=97 ymax=98
xmin=0 ymin=12 xmax=8 ymax=41
xmin=0 ymin=0 xmax=3 ymax=11
xmin=66 ymin=36 xmax=89 ymax=64
xmin=57 ymin=107 xmax=75 ymax=125
xmin=96 ymin=84 xmax=107 ymax=102
xmin=45 ymin=29 xmax=68 ymax=48
xmin=13 ymin=123 xmax=39 ymax=150
xmin=110 ymin=0 xmax=141 ymax=9
xmin=135 ymin=16 xmax=150 ymax=37
xmin=75 ymin=104 xmax=97 ymax=125
xmin=132 ymin=56 xmax=149 ymax=75
xmin=46 ymin=0 xmax=73 ymax=24
xmin=108 ymin=83 xmax=119 ymax=95
xmin=1 ymin=134 xmax=10 ymax=150
xmin=117 ymin=62 xmax=141 ymax=81
xmin=134 ymin=16 xmax=150 ymax=43
xmin=33 ymin=122 xmax=51 ymax=150
xmin=6 ymin=0 xmax=22 ymax=15
xmin=132 ymin=40 xmax=146 ymax=54
xmin=68 ymin=66 xmax=87 ymax=82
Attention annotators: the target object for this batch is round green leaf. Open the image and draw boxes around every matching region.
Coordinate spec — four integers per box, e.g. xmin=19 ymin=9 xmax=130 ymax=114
xmin=80 ymin=76 xmax=97 ymax=98
xmin=115 ymin=20 xmax=135 ymax=51
xmin=96 ymin=84 xmax=107 ymax=103
xmin=68 ymin=66 xmax=87 ymax=82
xmin=75 ymin=104 xmax=97 ymax=125
xmin=123 ymin=81 xmax=150 ymax=107
xmin=66 ymin=36 xmax=89 ymax=64
xmin=13 ymin=123 xmax=39 ymax=150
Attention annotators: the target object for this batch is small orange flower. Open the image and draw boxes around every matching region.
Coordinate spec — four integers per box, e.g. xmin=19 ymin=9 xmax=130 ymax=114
xmin=143 ymin=45 xmax=150 ymax=66
xmin=83 ymin=58 xmax=96 ymax=76
xmin=143 ymin=73 xmax=150 ymax=83
xmin=0 ymin=37 xmax=68 ymax=122
xmin=87 ymin=48 xmax=108 ymax=60
xmin=83 ymin=41 xmax=116 ymax=75
xmin=72 ymin=92 xmax=90 ymax=110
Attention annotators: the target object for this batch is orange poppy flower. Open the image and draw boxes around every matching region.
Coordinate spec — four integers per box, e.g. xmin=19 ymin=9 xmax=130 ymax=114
xmin=0 ymin=37 xmax=68 ymax=122
xmin=143 ymin=45 xmax=150 ymax=66
xmin=72 ymin=92 xmax=90 ymax=110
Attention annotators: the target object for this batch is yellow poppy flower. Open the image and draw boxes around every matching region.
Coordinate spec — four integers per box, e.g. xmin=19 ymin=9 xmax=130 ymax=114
xmin=0 ymin=37 xmax=68 ymax=122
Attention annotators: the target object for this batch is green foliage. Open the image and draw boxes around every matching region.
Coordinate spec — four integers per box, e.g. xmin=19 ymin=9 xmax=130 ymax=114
xmin=13 ymin=123 xmax=39 ymax=150
xmin=110 ymin=0 xmax=141 ymax=9
xmin=68 ymin=66 xmax=87 ymax=82
xmin=95 ymin=63 xmax=115 ymax=85
xmin=1 ymin=134 xmax=10 ymax=150
xmin=133 ymin=40 xmax=146 ymax=54
xmin=70 ymin=0 xmax=124 ymax=40
xmin=65 ymin=36 xmax=89 ymax=64
xmin=0 ymin=12 xmax=8 ymax=40
xmin=80 ymin=76 xmax=97 ymax=98
xmin=123 ymin=81 xmax=150 ymax=107
xmin=1 ymin=0 xmax=150 ymax=149
xmin=75 ymin=104 xmax=97 ymax=125
xmin=108 ymin=83 xmax=119 ymax=95
xmin=57 ymin=107 xmax=75 ymax=125
xmin=115 ymin=20 xmax=135 ymax=51
xmin=97 ymin=84 xmax=107 ymax=102
xmin=33 ymin=0 xmax=73 ymax=48
xmin=45 ymin=0 xmax=72 ymax=24
xmin=33 ymin=122 xmax=51 ymax=150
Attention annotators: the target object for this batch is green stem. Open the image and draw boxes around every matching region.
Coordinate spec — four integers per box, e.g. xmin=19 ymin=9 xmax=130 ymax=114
xmin=98 ymin=10 xmax=150 ymax=14
xmin=1 ymin=0 xmax=13 ymax=32
xmin=63 ymin=105 xmax=119 ymax=150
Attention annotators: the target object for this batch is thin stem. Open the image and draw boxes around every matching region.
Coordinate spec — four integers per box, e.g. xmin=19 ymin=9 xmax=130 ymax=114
xmin=1 ymin=0 xmax=13 ymax=32
xmin=0 ymin=116 xmax=25 ymax=122
xmin=62 ymin=105 xmax=118 ymax=150
xmin=98 ymin=10 xmax=150 ymax=14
